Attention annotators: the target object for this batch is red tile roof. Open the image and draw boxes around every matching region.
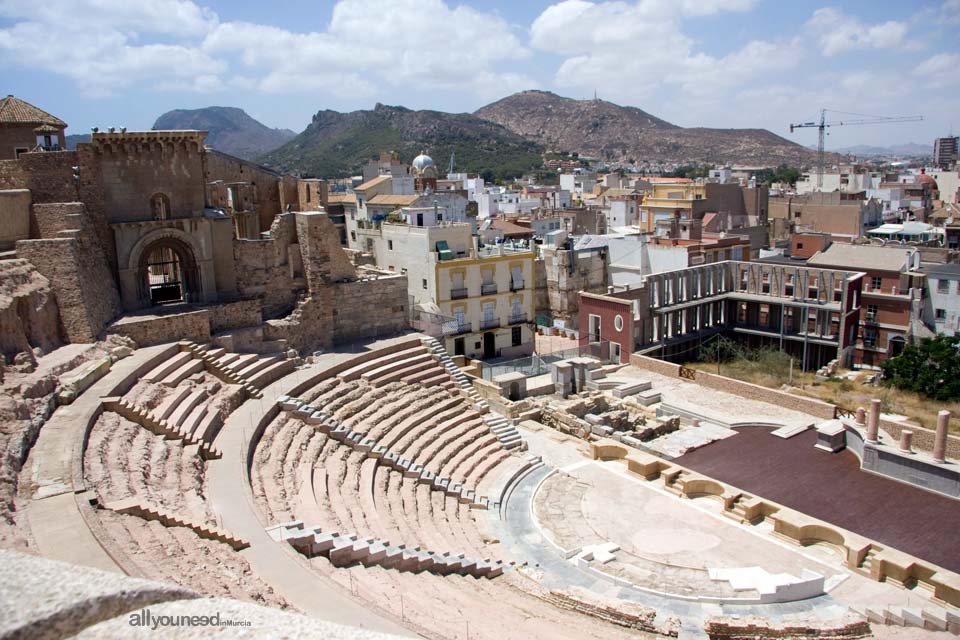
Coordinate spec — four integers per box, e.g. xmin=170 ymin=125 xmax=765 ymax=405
xmin=0 ymin=95 xmax=66 ymax=127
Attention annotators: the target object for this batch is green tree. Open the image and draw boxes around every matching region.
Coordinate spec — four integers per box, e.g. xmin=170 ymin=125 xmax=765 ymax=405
xmin=881 ymin=335 xmax=960 ymax=401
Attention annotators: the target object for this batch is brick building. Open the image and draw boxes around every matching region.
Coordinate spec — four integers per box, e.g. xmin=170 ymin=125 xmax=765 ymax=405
xmin=0 ymin=95 xmax=67 ymax=160
xmin=579 ymin=260 xmax=863 ymax=368
xmin=807 ymin=244 xmax=923 ymax=369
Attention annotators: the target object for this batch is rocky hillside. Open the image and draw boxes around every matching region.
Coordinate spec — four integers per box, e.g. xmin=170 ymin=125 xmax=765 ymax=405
xmin=475 ymin=90 xmax=819 ymax=167
xmin=152 ymin=107 xmax=296 ymax=160
xmin=258 ymin=103 xmax=543 ymax=179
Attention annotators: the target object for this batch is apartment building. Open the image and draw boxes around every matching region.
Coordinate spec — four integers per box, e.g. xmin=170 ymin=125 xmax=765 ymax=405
xmin=807 ymin=243 xmax=923 ymax=369
xmin=579 ymin=260 xmax=863 ymax=368
xmin=922 ymin=264 xmax=960 ymax=336
xmin=361 ymin=222 xmax=535 ymax=360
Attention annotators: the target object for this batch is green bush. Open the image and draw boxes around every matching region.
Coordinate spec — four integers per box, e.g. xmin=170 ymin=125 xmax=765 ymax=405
xmin=881 ymin=335 xmax=960 ymax=401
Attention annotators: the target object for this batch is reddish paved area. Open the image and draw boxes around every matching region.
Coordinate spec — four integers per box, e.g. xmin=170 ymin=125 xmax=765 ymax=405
xmin=676 ymin=427 xmax=960 ymax=573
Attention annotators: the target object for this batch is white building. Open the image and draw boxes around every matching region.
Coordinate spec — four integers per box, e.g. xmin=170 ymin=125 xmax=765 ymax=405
xmin=922 ymin=264 xmax=960 ymax=336
xmin=606 ymin=198 xmax=638 ymax=228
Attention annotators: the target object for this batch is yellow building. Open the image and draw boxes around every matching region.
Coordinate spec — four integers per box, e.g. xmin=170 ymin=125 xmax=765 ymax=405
xmin=640 ymin=180 xmax=706 ymax=227
xmin=435 ymin=245 xmax=534 ymax=359
xmin=366 ymin=222 xmax=535 ymax=360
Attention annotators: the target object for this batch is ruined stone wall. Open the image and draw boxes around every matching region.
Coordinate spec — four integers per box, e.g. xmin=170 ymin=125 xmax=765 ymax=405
xmin=0 ymin=189 xmax=30 ymax=249
xmin=31 ymin=201 xmax=84 ymax=239
xmin=332 ymin=275 xmax=409 ymax=344
xmin=0 ymin=151 xmax=76 ymax=204
xmin=233 ymin=213 xmax=302 ymax=318
xmin=533 ymin=258 xmax=548 ymax=321
xmin=296 ymin=211 xmax=356 ymax=289
xmin=0 ymin=259 xmax=62 ymax=360
xmin=208 ymin=299 xmax=263 ymax=334
xmin=541 ymin=246 xmax=608 ymax=329
xmin=108 ymin=310 xmax=211 ymax=347
xmin=204 ymin=150 xmax=283 ymax=233
xmin=16 ymin=232 xmax=121 ymax=343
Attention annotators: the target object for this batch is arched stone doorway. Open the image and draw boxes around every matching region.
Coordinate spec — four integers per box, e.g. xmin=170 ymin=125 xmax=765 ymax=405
xmin=137 ymin=237 xmax=200 ymax=306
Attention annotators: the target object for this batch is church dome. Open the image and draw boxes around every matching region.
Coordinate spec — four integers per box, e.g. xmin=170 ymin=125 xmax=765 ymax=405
xmin=412 ymin=152 xmax=434 ymax=172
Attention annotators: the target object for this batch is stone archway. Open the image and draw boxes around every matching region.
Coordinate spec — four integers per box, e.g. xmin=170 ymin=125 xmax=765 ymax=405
xmin=136 ymin=236 xmax=201 ymax=306
xmin=124 ymin=228 xmax=204 ymax=308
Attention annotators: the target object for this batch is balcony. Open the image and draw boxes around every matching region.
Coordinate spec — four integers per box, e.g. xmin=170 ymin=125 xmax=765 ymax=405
xmin=447 ymin=321 xmax=472 ymax=335
xmin=450 ymin=287 xmax=469 ymax=300
xmin=480 ymin=317 xmax=501 ymax=330
xmin=508 ymin=311 xmax=528 ymax=324
xmin=510 ymin=279 xmax=525 ymax=291
xmin=481 ymin=282 xmax=498 ymax=295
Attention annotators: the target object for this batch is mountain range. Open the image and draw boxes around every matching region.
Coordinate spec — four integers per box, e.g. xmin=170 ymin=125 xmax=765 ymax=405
xmin=475 ymin=91 xmax=820 ymax=167
xmin=152 ymin=106 xmax=296 ymax=160
xmin=825 ymin=143 xmax=932 ymax=157
xmin=69 ymin=91 xmax=840 ymax=174
xmin=258 ymin=103 xmax=542 ymax=179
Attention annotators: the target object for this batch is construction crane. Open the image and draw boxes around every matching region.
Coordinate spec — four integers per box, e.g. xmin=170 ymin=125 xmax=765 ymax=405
xmin=790 ymin=109 xmax=923 ymax=190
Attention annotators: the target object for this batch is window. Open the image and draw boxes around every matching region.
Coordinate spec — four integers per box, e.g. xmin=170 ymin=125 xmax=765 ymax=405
xmin=613 ymin=315 xmax=624 ymax=331
xmin=388 ymin=240 xmax=394 ymax=250
xmin=350 ymin=231 xmax=357 ymax=241
xmin=511 ymin=326 xmax=522 ymax=346
xmin=422 ymin=278 xmax=427 ymax=290
xmin=935 ymin=308 xmax=947 ymax=321
xmin=610 ymin=342 xmax=621 ymax=362
xmin=150 ymin=193 xmax=171 ymax=221
xmin=796 ymin=243 xmax=804 ymax=249
xmin=14 ymin=147 xmax=28 ymax=158
xmin=871 ymin=276 xmax=882 ymax=290
xmin=863 ymin=327 xmax=877 ymax=347
xmin=866 ymin=304 xmax=878 ymax=322
xmin=937 ymin=279 xmax=949 ymax=293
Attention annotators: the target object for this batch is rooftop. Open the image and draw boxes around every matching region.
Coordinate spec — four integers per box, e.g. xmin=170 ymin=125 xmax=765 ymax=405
xmin=807 ymin=243 xmax=916 ymax=272
xmin=368 ymin=194 xmax=419 ymax=207
xmin=355 ymin=175 xmax=391 ymax=191
xmin=0 ymin=95 xmax=66 ymax=127
xmin=922 ymin=263 xmax=960 ymax=277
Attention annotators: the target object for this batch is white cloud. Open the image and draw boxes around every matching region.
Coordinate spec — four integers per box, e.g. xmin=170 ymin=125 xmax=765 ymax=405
xmin=0 ymin=0 xmax=534 ymax=100
xmin=806 ymin=8 xmax=908 ymax=56
xmin=531 ymin=0 xmax=797 ymax=108
xmin=915 ymin=53 xmax=960 ymax=89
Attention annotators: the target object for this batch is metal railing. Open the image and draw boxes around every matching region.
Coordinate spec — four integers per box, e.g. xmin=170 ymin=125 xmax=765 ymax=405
xmin=481 ymin=283 xmax=498 ymax=295
xmin=449 ymin=321 xmax=472 ymax=335
xmin=508 ymin=312 xmax=527 ymax=324
xmin=450 ymin=287 xmax=469 ymax=300
xmin=510 ymin=279 xmax=525 ymax=291
xmin=480 ymin=317 xmax=500 ymax=330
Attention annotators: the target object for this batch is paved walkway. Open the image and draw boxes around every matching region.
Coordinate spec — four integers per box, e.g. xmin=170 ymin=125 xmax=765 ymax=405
xmin=24 ymin=343 xmax=177 ymax=574
xmin=206 ymin=346 xmax=414 ymax=637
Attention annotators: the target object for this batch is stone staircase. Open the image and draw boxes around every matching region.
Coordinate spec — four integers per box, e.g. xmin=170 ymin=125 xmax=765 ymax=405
xmin=279 ymin=395 xmax=499 ymax=510
xmin=104 ymin=497 xmax=248 ymax=550
xmin=266 ymin=521 xmax=506 ymax=578
xmin=181 ymin=342 xmax=284 ymax=397
xmin=100 ymin=396 xmax=221 ymax=460
xmin=861 ymin=604 xmax=959 ymax=634
xmin=483 ymin=413 xmax=524 ymax=450
xmin=421 ymin=336 xmax=489 ymax=413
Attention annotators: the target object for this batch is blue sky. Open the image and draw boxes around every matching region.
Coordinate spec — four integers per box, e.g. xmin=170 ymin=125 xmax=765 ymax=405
xmin=1 ymin=0 xmax=957 ymax=149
